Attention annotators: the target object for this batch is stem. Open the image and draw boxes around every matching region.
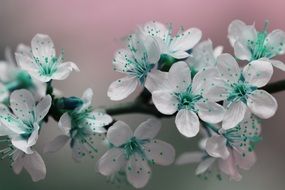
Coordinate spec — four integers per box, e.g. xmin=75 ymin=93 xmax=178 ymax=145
xmin=46 ymin=80 xmax=54 ymax=98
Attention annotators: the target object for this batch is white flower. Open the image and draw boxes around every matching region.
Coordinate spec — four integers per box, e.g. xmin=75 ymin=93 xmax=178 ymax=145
xmin=228 ymin=19 xmax=285 ymax=71
xmin=150 ymin=61 xmax=225 ymax=137
xmin=141 ymin=21 xmax=202 ymax=59
xmin=205 ymin=53 xmax=278 ymax=130
xmin=176 ymin=113 xmax=261 ymax=181
xmin=0 ymin=89 xmax=51 ymax=154
xmin=44 ymin=88 xmax=112 ymax=161
xmin=108 ymin=32 xmax=160 ymax=101
xmin=186 ymin=40 xmax=223 ymax=74
xmin=15 ymin=34 xmax=79 ymax=82
xmin=97 ymin=119 xmax=175 ymax=188
xmin=12 ymin=149 xmax=46 ymax=182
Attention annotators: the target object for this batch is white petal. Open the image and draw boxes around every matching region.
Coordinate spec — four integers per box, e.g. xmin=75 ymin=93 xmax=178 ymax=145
xmin=43 ymin=135 xmax=70 ymax=153
xmin=113 ymin=49 xmax=134 ymax=72
xmin=23 ymin=151 xmax=46 ymax=182
xmin=218 ymin=153 xmax=242 ymax=181
xmin=58 ymin=112 xmax=72 ymax=135
xmin=213 ymin=45 xmax=223 ymax=58
xmin=27 ymin=124 xmax=39 ymax=147
xmin=51 ymin=62 xmax=79 ymax=80
xmin=31 ymin=34 xmax=55 ymax=59
xmin=192 ymin=67 xmax=220 ymax=95
xmin=222 ymin=101 xmax=247 ymax=130
xmin=175 ymin=109 xmax=200 ymax=138
xmin=234 ymin=41 xmax=251 ymax=61
xmin=11 ymin=137 xmax=33 ymax=154
xmin=126 ymin=153 xmax=151 ymax=188
xmin=168 ymin=51 xmax=190 ymax=59
xmin=233 ymin=149 xmax=256 ymax=170
xmin=134 ymin=118 xmax=161 ymax=140
xmin=81 ymin=88 xmax=93 ymax=108
xmin=15 ymin=52 xmax=39 ymax=76
xmin=85 ymin=112 xmax=112 ymax=133
xmin=145 ymin=70 xmax=168 ymax=93
xmin=196 ymin=101 xmax=225 ymax=124
xmin=107 ymin=121 xmax=133 ymax=146
xmin=205 ymin=135 xmax=230 ymax=159
xmin=265 ymin=29 xmax=285 ymax=56
xmin=247 ymin=90 xmax=277 ymax=119
xmin=175 ymin=152 xmax=204 ymax=165
xmin=170 ymin=28 xmax=202 ymax=52
xmin=243 ymin=60 xmax=273 ymax=87
xmin=144 ymin=139 xmax=175 ymax=166
xmin=97 ymin=148 xmax=126 ymax=176
xmin=10 ymin=89 xmax=36 ymax=122
xmin=12 ymin=151 xmax=24 ymax=174
xmin=270 ymin=59 xmax=285 ymax=71
xmin=216 ymin=53 xmax=241 ymax=83
xmin=152 ymin=90 xmax=178 ymax=115
xmin=228 ymin=20 xmax=257 ymax=46
xmin=35 ymin=95 xmax=52 ymax=122
xmin=142 ymin=21 xmax=169 ymax=40
xmin=143 ymin=35 xmax=161 ymax=63
xmin=71 ymin=139 xmax=89 ymax=162
xmin=195 ymin=157 xmax=216 ymax=175
xmin=168 ymin=61 xmax=191 ymax=92
xmin=0 ymin=105 xmax=26 ymax=135
xmin=107 ymin=76 xmax=138 ymax=101
xmin=204 ymin=79 xmax=229 ymax=102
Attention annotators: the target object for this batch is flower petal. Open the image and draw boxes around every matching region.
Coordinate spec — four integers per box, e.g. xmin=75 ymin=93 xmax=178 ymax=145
xmin=175 ymin=109 xmax=200 ymax=138
xmin=81 ymin=88 xmax=93 ymax=109
xmin=169 ymin=28 xmax=202 ymax=53
xmin=134 ymin=118 xmax=161 ymax=140
xmin=142 ymin=21 xmax=169 ymax=40
xmin=216 ymin=53 xmax=241 ymax=83
xmin=107 ymin=76 xmax=138 ymax=101
xmin=58 ymin=112 xmax=72 ymax=135
xmin=51 ymin=62 xmax=79 ymax=80
xmin=228 ymin=20 xmax=257 ymax=46
xmin=11 ymin=137 xmax=33 ymax=154
xmin=175 ymin=152 xmax=204 ymax=165
xmin=205 ymin=135 xmax=230 ymax=159
xmin=10 ymin=89 xmax=35 ymax=122
xmin=107 ymin=121 xmax=133 ymax=146
xmin=233 ymin=150 xmax=256 ymax=170
xmin=85 ymin=112 xmax=112 ymax=133
xmin=145 ymin=70 xmax=168 ymax=93
xmin=222 ymin=101 xmax=247 ymax=130
xmin=218 ymin=153 xmax=242 ymax=181
xmin=168 ymin=61 xmax=191 ymax=92
xmin=243 ymin=60 xmax=273 ymax=87
xmin=35 ymin=95 xmax=52 ymax=122
xmin=97 ymin=148 xmax=126 ymax=176
xmin=126 ymin=153 xmax=151 ymax=188
xmin=23 ymin=151 xmax=46 ymax=182
xmin=265 ymin=29 xmax=285 ymax=57
xmin=0 ymin=83 xmax=9 ymax=102
xmin=234 ymin=41 xmax=251 ymax=61
xmin=269 ymin=59 xmax=285 ymax=71
xmin=43 ymin=135 xmax=70 ymax=153
xmin=247 ymin=90 xmax=277 ymax=119
xmin=196 ymin=101 xmax=225 ymax=124
xmin=152 ymin=90 xmax=178 ymax=115
xmin=143 ymin=139 xmax=175 ymax=166
xmin=113 ymin=49 xmax=134 ymax=72
xmin=31 ymin=34 xmax=55 ymax=59
xmin=195 ymin=157 xmax=216 ymax=175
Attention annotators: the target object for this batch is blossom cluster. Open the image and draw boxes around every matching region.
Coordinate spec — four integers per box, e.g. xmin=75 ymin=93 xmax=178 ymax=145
xmin=0 ymin=19 xmax=284 ymax=188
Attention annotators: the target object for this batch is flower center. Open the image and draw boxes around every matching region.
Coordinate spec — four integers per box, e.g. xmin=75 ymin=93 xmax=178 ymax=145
xmin=34 ymin=54 xmax=62 ymax=77
xmin=227 ymin=76 xmax=257 ymax=103
xmin=175 ymin=86 xmax=202 ymax=111
xmin=121 ymin=137 xmax=146 ymax=159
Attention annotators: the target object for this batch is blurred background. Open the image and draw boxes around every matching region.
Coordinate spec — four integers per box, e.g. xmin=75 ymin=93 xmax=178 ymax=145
xmin=0 ymin=0 xmax=284 ymax=189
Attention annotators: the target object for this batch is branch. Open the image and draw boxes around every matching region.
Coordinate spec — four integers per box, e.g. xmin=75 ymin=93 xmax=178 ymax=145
xmin=105 ymin=79 xmax=285 ymax=118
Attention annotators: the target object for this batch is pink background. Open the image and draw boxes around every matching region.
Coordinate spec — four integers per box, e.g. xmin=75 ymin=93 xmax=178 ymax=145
xmin=0 ymin=0 xmax=284 ymax=190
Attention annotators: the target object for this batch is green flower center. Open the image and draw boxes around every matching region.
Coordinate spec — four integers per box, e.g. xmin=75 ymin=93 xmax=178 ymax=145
xmin=175 ymin=86 xmax=202 ymax=111
xmin=227 ymin=76 xmax=257 ymax=103
xmin=121 ymin=137 xmax=146 ymax=159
